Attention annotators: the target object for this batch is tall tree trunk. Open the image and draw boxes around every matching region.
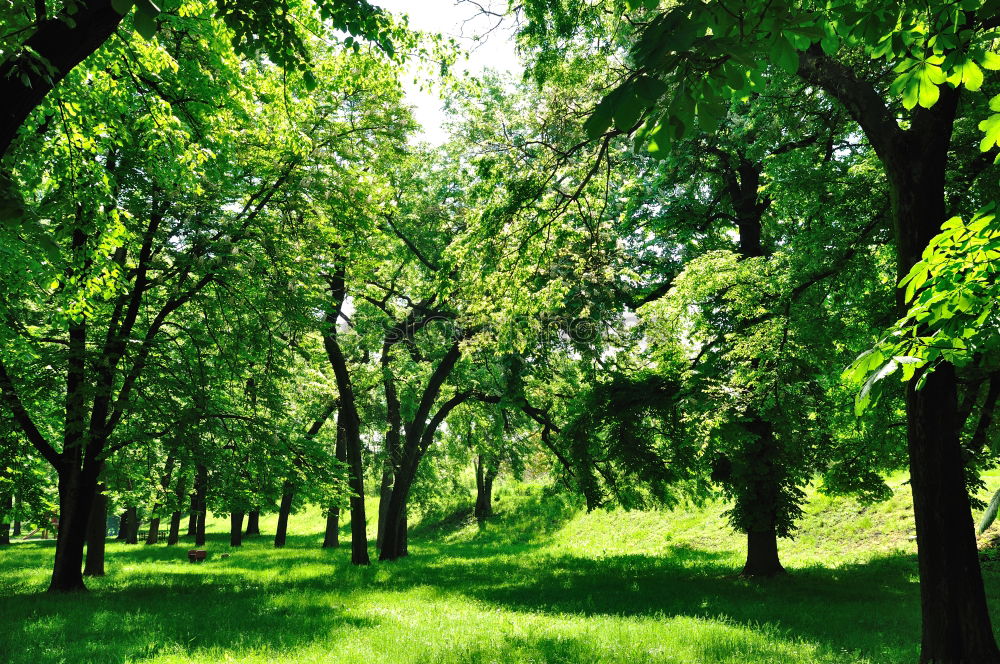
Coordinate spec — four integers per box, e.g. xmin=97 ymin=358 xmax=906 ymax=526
xmin=274 ymin=482 xmax=294 ymax=548
xmin=798 ymin=51 xmax=1000 ymax=660
xmin=0 ymin=494 xmax=11 ymax=545
xmin=244 ymin=510 xmax=260 ymax=537
xmin=84 ymin=485 xmax=107 ymax=576
xmin=229 ymin=511 xmax=244 ymax=547
xmin=195 ymin=508 xmax=207 ymax=547
xmin=888 ymin=101 xmax=999 ymax=663
xmin=376 ymin=466 xmax=394 ymax=550
xmin=323 ymin=263 xmax=370 ymax=565
xmin=322 ymin=505 xmax=340 ymax=548
xmin=167 ymin=473 xmax=186 ymax=545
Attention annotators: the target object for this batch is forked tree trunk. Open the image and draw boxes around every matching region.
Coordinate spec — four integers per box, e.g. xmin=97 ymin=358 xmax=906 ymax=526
xmin=83 ymin=486 xmax=107 ymax=577
xmin=474 ymin=456 xmax=498 ymax=521
xmin=274 ymin=483 xmax=294 ymax=548
xmin=230 ymin=511 xmax=244 ymax=547
xmin=245 ymin=510 xmax=260 ymax=537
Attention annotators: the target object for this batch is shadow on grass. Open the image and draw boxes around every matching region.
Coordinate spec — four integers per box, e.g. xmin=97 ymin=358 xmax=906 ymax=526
xmin=0 ymin=569 xmax=378 ymax=664
xmin=0 ymin=489 xmax=963 ymax=664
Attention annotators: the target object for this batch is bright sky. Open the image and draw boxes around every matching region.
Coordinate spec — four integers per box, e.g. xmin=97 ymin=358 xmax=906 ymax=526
xmin=374 ymin=0 xmax=522 ymax=144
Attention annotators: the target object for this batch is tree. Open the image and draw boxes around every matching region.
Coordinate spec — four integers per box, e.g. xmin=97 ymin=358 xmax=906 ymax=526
xmin=517 ymin=2 xmax=1000 ymax=657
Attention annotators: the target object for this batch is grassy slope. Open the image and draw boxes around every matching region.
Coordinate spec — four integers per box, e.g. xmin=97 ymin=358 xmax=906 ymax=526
xmin=2 ymin=471 xmax=1000 ymax=664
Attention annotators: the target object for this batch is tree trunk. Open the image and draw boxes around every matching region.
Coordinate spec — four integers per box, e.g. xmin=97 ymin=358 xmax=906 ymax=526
xmin=742 ymin=528 xmax=784 ymax=577
xmin=124 ymin=506 xmax=139 ymax=544
xmin=797 ymin=52 xmax=1000 ymax=660
xmin=888 ymin=103 xmax=1000 ymax=662
xmin=0 ymin=494 xmax=11 ymax=546
xmin=274 ymin=482 xmax=294 ymax=548
xmin=167 ymin=510 xmax=182 ymax=545
xmin=12 ymin=494 xmax=20 ymax=537
xmin=245 ymin=510 xmax=260 ymax=537
xmin=230 ymin=511 xmax=244 ymax=547
xmin=83 ymin=485 xmax=107 ymax=577
xmin=322 ymin=505 xmax=340 ymax=548
xmin=187 ymin=494 xmax=197 ymax=538
xmin=48 ymin=465 xmax=99 ymax=592
xmin=145 ymin=515 xmax=160 ymax=545
xmin=195 ymin=508 xmax=206 ymax=547
xmin=194 ymin=464 xmax=207 ymax=547
xmin=379 ymin=469 xmax=413 ymax=561
xmin=116 ymin=509 xmax=129 ymax=541
xmin=474 ymin=455 xmax=498 ymax=521
xmin=376 ymin=465 xmax=393 ymax=550
xmin=0 ymin=0 xmax=127 ymax=158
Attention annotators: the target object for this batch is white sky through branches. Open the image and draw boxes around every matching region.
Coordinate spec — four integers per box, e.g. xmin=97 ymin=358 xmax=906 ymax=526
xmin=375 ymin=0 xmax=522 ymax=144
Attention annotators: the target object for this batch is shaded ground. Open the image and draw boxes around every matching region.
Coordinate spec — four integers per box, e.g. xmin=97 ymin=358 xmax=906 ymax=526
xmin=1 ymin=477 xmax=998 ymax=663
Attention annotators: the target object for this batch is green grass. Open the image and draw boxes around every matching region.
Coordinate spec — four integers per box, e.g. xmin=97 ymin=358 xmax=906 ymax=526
xmin=3 ymin=473 xmax=1000 ymax=664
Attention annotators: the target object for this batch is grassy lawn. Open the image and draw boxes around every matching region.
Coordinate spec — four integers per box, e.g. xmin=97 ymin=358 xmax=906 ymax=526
xmin=2 ymin=473 xmax=1000 ymax=664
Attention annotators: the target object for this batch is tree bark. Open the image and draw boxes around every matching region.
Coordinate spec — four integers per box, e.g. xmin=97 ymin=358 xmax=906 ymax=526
xmin=124 ymin=506 xmax=139 ymax=544
xmin=48 ymin=464 xmax=99 ymax=592
xmin=742 ymin=528 xmax=784 ymax=577
xmin=167 ymin=510 xmax=182 ymax=545
xmin=229 ymin=510 xmax=244 ymax=547
xmin=797 ymin=50 xmax=1000 ymax=661
xmin=187 ymin=496 xmax=197 ymax=537
xmin=116 ymin=510 xmax=129 ymax=541
xmin=474 ymin=455 xmax=498 ymax=521
xmin=274 ymin=482 xmax=294 ymax=548
xmin=244 ymin=510 xmax=260 ymax=537
xmin=0 ymin=0 xmax=127 ymax=157
xmin=322 ymin=506 xmax=340 ymax=548
xmin=322 ymin=265 xmax=370 ymax=565
xmin=145 ymin=516 xmax=160 ymax=545
xmin=83 ymin=485 xmax=107 ymax=576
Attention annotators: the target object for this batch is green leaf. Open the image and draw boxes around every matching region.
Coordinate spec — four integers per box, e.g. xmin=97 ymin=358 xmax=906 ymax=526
xmin=770 ymin=36 xmax=799 ymax=75
xmin=978 ymin=113 xmax=1000 ymax=152
xmin=111 ymin=0 xmax=134 ymax=15
xmin=134 ymin=9 xmax=157 ymax=39
xmin=978 ymin=488 xmax=1000 ymax=536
